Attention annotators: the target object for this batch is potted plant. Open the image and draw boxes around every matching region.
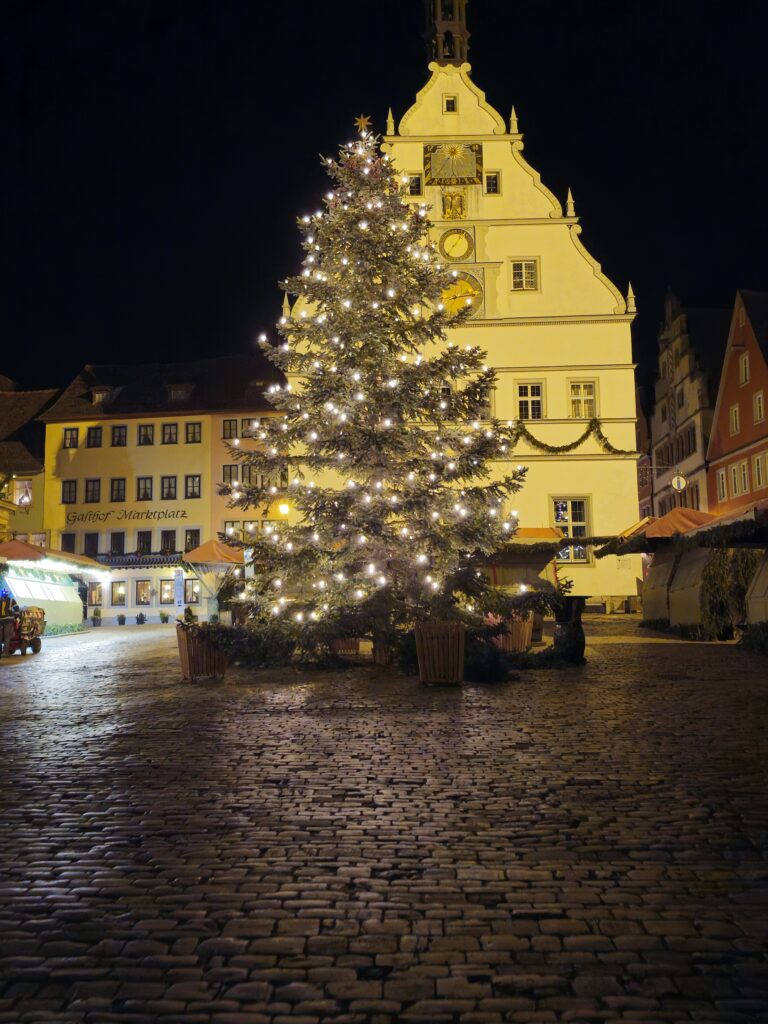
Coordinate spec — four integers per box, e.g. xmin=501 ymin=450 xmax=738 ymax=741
xmin=487 ymin=611 xmax=532 ymax=653
xmin=136 ymin=612 xmax=146 ymax=625
xmin=90 ymin=608 xmax=102 ymax=628
xmin=117 ymin=613 xmax=126 ymax=626
xmin=159 ymin=611 xmax=170 ymax=624
xmin=176 ymin=621 xmax=227 ymax=682
xmin=183 ymin=605 xmax=198 ymax=624
xmin=332 ymin=636 xmax=360 ymax=656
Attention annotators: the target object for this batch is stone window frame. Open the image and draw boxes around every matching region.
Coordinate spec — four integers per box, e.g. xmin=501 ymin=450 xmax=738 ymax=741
xmin=509 ymin=258 xmax=540 ymax=292
xmin=551 ymin=495 xmax=592 ymax=565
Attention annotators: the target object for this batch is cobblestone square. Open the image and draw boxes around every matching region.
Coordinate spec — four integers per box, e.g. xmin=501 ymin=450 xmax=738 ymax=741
xmin=0 ymin=620 xmax=766 ymax=1022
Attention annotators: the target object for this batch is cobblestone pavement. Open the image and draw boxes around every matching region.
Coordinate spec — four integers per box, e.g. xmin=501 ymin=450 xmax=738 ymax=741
xmin=0 ymin=622 xmax=767 ymax=1023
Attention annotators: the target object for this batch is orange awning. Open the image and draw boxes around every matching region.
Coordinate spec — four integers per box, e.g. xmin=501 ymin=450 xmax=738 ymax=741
xmin=183 ymin=539 xmax=244 ymax=566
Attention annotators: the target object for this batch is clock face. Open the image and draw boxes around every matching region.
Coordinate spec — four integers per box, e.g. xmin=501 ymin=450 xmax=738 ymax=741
xmin=424 ymin=142 xmax=483 ymax=184
xmin=442 ymin=272 xmax=483 ymax=317
xmin=439 ymin=228 xmax=474 ymax=261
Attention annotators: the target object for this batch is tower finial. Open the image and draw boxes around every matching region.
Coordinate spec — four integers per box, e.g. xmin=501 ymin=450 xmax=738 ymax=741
xmin=423 ymin=0 xmax=470 ymax=65
xmin=386 ymin=107 xmax=395 ymax=135
xmin=282 ymin=292 xmax=291 ymax=318
xmin=627 ymin=283 xmax=636 ymax=314
xmin=510 ymin=105 xmax=518 ymax=133
xmin=566 ymin=188 xmax=575 ymax=217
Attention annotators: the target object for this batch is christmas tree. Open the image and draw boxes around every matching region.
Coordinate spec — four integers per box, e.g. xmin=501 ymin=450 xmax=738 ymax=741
xmin=223 ymin=125 xmax=527 ymax=656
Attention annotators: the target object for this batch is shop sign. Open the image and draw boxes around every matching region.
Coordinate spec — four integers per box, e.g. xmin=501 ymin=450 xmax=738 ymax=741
xmin=174 ymin=568 xmax=185 ymax=609
xmin=65 ymin=508 xmax=189 ymax=525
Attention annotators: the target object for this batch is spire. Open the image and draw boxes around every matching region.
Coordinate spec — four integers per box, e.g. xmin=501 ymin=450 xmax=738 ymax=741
xmin=424 ymin=0 xmax=470 ymax=65
xmin=509 ymin=105 xmax=518 ymax=134
xmin=566 ymin=188 xmax=575 ymax=217
xmin=386 ymin=107 xmax=395 ymax=135
xmin=626 ymin=283 xmax=636 ymax=314
xmin=282 ymin=292 xmax=291 ymax=318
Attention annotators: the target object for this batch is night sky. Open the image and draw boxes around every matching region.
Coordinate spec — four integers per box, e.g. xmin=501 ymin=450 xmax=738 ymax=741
xmin=4 ymin=0 xmax=767 ymax=392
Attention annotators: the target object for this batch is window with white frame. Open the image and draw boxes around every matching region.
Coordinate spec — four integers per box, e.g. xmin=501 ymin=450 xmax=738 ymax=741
xmin=517 ymin=382 xmax=543 ymax=420
xmin=717 ymin=470 xmax=727 ymax=502
xmin=552 ymin=498 xmax=590 ymax=562
xmin=730 ymin=464 xmax=740 ymax=497
xmin=739 ymin=352 xmax=750 ymax=385
xmin=443 ymin=94 xmax=458 ymax=112
xmin=569 ymin=381 xmax=596 ymax=419
xmin=754 ymin=390 xmax=765 ymax=424
xmin=484 ymin=172 xmax=500 ymax=195
xmin=407 ymin=173 xmax=423 ymax=196
xmin=753 ymin=453 xmax=764 ymax=490
xmin=729 ymin=404 xmax=740 ymax=435
xmin=511 ymin=260 xmax=538 ymax=291
xmin=740 ymin=460 xmax=749 ymax=494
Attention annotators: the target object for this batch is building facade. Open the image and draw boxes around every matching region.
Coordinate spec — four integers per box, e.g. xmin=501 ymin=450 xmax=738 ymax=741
xmin=40 ymin=356 xmax=278 ymax=623
xmin=707 ymin=290 xmax=768 ymax=515
xmin=377 ymin=3 xmax=641 ymax=600
xmin=0 ymin=377 xmax=58 ymax=544
xmin=650 ymin=291 xmax=729 ymax=515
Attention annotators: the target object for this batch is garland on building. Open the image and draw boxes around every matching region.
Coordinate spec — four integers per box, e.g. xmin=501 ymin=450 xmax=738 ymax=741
xmin=509 ymin=418 xmax=637 ymax=457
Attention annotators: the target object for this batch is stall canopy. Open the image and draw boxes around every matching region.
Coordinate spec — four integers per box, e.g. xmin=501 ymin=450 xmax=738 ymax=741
xmin=0 ymin=539 xmax=106 ymax=573
xmin=596 ymin=508 xmax=717 ymax=557
xmin=183 ymin=539 xmax=244 ymax=567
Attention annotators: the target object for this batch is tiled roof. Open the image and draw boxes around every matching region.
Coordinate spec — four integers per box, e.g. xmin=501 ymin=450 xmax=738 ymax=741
xmin=741 ymin=290 xmax=768 ymax=363
xmin=0 ymin=389 xmax=59 ymax=442
xmin=42 ymin=355 xmax=283 ymax=422
xmin=0 ymin=441 xmax=43 ymax=476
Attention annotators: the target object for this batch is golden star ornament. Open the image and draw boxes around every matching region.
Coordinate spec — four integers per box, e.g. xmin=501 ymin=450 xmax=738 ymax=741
xmin=354 ymin=113 xmax=372 ymax=133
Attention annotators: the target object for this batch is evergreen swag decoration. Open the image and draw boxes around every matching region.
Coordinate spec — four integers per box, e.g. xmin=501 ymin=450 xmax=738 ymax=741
xmin=221 ymin=128 xmax=528 ymax=657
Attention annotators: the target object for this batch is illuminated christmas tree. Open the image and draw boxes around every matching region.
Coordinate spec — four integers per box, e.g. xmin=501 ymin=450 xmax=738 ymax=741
xmin=224 ymin=125 xmax=526 ymax=655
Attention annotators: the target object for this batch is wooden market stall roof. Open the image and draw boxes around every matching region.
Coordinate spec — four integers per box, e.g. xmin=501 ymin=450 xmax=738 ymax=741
xmin=0 ymin=539 xmax=105 ymax=572
xmin=183 ymin=539 xmax=244 ymax=566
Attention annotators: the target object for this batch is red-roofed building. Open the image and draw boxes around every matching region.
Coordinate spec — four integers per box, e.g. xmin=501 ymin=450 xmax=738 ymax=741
xmin=707 ymin=290 xmax=768 ymax=514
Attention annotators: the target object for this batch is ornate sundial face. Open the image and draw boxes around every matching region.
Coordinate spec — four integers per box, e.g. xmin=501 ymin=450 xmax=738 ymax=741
xmin=424 ymin=142 xmax=483 ymax=185
xmin=441 ymin=272 xmax=483 ymax=316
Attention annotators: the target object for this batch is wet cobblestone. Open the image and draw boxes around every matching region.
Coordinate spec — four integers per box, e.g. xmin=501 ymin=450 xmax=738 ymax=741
xmin=0 ymin=620 xmax=766 ymax=1022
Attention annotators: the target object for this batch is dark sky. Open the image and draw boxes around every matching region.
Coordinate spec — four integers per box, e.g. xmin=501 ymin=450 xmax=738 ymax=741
xmin=3 ymin=0 xmax=767 ymax=391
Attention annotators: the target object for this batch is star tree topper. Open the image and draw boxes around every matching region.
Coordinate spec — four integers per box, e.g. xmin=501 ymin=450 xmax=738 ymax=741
xmin=353 ymin=113 xmax=372 ymax=133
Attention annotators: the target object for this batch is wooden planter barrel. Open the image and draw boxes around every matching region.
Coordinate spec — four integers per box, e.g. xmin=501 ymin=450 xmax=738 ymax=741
xmin=493 ymin=615 xmax=533 ymax=653
xmin=372 ymin=639 xmax=392 ymax=666
xmin=414 ymin=621 xmax=465 ymax=684
xmin=331 ymin=637 xmax=360 ymax=656
xmin=176 ymin=624 xmax=227 ymax=682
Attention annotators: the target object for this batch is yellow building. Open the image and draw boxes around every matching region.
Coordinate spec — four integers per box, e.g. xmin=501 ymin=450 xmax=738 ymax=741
xmin=41 ymin=356 xmax=277 ymax=624
xmin=374 ymin=3 xmax=641 ymax=601
xmin=0 ymin=378 xmax=58 ymax=544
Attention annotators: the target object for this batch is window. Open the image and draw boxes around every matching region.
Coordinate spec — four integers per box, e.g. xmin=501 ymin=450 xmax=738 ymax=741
xmin=740 ymin=461 xmax=749 ymax=494
xmin=161 ymin=476 xmax=177 ymax=500
xmin=729 ymin=404 xmax=740 ymax=435
xmin=84 ymin=533 xmax=99 ymax=557
xmin=517 ymin=383 xmax=543 ymax=420
xmin=87 ymin=582 xmax=102 ymax=606
xmin=86 ymin=427 xmax=102 ymax=448
xmin=569 ymin=381 xmax=596 ymax=419
xmin=162 ymin=423 xmax=178 ymax=445
xmin=484 ymin=172 xmax=500 ymax=195
xmin=11 ymin=478 xmax=33 ymax=507
xmin=407 ymin=173 xmax=423 ymax=196
xmin=111 ymin=582 xmax=126 ymax=607
xmin=478 ymin=388 xmax=493 ymax=421
xmin=739 ymin=352 xmax=750 ymax=385
xmin=689 ymin=483 xmax=700 ymax=510
xmin=111 ymin=425 xmax=127 ymax=447
xmin=110 ymin=478 xmax=126 ymax=503
xmin=240 ymin=465 xmax=252 ymax=487
xmin=135 ymin=580 xmax=151 ymax=606
xmin=686 ymin=424 xmax=697 ymax=456
xmin=222 ymin=419 xmax=238 ymax=439
xmin=661 ymin=404 xmax=667 ymax=423
xmin=61 ymin=480 xmax=77 ymax=504
xmin=30 ymin=532 xmax=46 ymax=547
xmin=110 ymin=531 xmax=125 ymax=555
xmin=184 ymin=579 xmax=201 ymax=604
xmin=224 ymin=520 xmax=241 ymax=537
xmin=677 ymin=387 xmax=684 ymax=408
xmin=753 ymin=454 xmax=764 ymax=490
xmin=160 ymin=529 xmax=176 ymax=553
xmin=241 ymin=418 xmax=254 ymax=436
xmin=222 ymin=465 xmax=238 ymax=485
xmin=137 ymin=477 xmax=153 ymax=501
xmin=553 ymin=498 xmax=590 ymax=562
xmin=159 ymin=579 xmax=175 ymax=605
xmin=84 ymin=479 xmax=101 ymax=503
xmin=185 ymin=474 xmax=201 ymax=499
xmin=186 ymin=421 xmax=202 ymax=444
xmin=754 ymin=391 xmax=765 ymax=424
xmin=730 ymin=464 xmax=740 ymax=497
xmin=184 ymin=528 xmax=201 ymax=552
xmin=443 ymin=95 xmax=457 ymax=112
xmin=63 ymin=427 xmax=79 ymax=449
xmin=511 ymin=260 xmax=538 ymax=291
xmin=136 ymin=530 xmax=152 ymax=555
xmin=61 ymin=532 xmax=76 ymax=553
xmin=137 ymin=424 xmax=154 ymax=446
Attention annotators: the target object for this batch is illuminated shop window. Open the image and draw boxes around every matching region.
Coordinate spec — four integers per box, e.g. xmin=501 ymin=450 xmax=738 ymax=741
xmin=553 ymin=498 xmax=590 ymax=562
